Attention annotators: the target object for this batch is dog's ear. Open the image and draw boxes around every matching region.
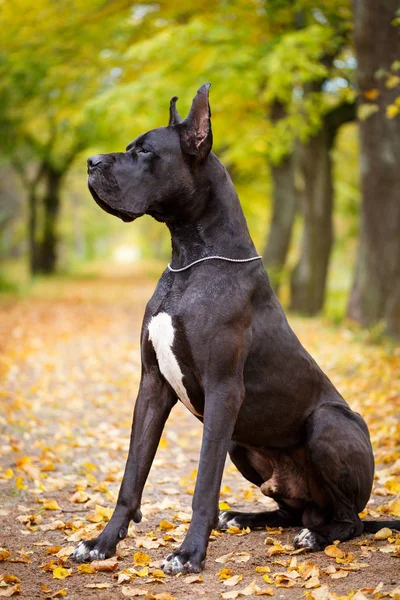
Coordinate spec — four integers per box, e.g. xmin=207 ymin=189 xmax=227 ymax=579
xmin=179 ymin=83 xmax=212 ymax=162
xmin=169 ymin=96 xmax=182 ymax=126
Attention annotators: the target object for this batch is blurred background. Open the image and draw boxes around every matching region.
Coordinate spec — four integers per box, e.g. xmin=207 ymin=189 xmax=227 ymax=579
xmin=1 ymin=0 xmax=399 ymax=336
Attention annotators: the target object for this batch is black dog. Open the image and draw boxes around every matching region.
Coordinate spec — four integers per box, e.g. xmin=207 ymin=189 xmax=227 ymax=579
xmin=71 ymin=84 xmax=399 ymax=573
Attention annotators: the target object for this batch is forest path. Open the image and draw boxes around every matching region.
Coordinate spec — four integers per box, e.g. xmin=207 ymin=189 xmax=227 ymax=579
xmin=1 ymin=272 xmax=399 ymax=599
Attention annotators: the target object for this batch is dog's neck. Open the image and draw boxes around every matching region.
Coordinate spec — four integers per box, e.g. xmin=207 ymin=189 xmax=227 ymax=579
xmin=166 ymin=156 xmax=257 ymax=269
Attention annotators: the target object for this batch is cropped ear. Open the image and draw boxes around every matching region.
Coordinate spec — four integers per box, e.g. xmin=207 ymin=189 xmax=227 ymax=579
xmin=168 ymin=96 xmax=182 ymax=126
xmin=179 ymin=83 xmax=212 ymax=163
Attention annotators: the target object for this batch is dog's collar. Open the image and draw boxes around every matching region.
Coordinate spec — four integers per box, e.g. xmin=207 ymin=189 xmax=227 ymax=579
xmin=167 ymin=254 xmax=262 ymax=273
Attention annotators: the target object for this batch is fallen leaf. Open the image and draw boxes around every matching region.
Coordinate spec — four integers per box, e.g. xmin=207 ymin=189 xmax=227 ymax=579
xmin=218 ymin=568 xmax=234 ymax=580
xmin=0 ymin=549 xmax=11 ymax=562
xmin=223 ymin=575 xmax=243 ymax=587
xmin=0 ymin=586 xmax=21 ymax=597
xmin=324 ymin=545 xmax=345 ymax=559
xmin=375 ymin=527 xmax=393 ymax=540
xmin=185 ymin=575 xmax=203 ymax=583
xmin=41 ymin=500 xmax=61 ymax=511
xmin=0 ymin=577 xmax=20 ymax=585
xmin=133 ymin=552 xmax=150 ymax=566
xmin=91 ymin=557 xmax=118 ymax=572
xmin=50 ymin=590 xmax=67 ymax=598
xmin=77 ymin=564 xmax=96 ymax=574
xmin=158 ymin=520 xmax=174 ymax=531
xmin=69 ymin=490 xmax=90 ymax=504
xmin=46 ymin=546 xmax=62 ymax=555
xmin=52 ymin=567 xmax=72 ymax=580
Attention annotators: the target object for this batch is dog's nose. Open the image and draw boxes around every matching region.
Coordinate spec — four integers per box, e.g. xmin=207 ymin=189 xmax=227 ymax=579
xmin=87 ymin=155 xmax=103 ymax=169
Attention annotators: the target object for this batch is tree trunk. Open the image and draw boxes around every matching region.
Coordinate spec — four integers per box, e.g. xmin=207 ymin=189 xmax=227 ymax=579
xmin=290 ymin=102 xmax=356 ymax=314
xmin=263 ymin=153 xmax=297 ymax=292
xmin=348 ymin=0 xmax=400 ymax=336
xmin=37 ymin=167 xmax=63 ymax=274
xmin=290 ymin=125 xmax=333 ymax=314
xmin=27 ymin=188 xmax=41 ymax=274
xmin=263 ymin=100 xmax=297 ymax=292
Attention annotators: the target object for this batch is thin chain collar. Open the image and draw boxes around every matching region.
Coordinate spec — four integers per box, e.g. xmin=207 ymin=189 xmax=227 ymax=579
xmin=167 ymin=254 xmax=262 ymax=273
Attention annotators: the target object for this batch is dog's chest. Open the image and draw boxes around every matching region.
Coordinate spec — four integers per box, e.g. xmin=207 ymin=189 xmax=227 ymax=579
xmin=147 ymin=312 xmax=200 ymax=417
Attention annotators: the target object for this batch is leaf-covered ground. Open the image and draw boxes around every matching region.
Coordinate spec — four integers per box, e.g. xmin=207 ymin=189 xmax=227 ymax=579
xmin=1 ymin=270 xmax=400 ymax=600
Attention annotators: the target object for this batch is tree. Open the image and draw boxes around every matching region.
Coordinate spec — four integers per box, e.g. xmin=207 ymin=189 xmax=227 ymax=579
xmin=290 ymin=99 xmax=355 ymax=314
xmin=0 ymin=0 xmax=136 ymax=274
xmin=348 ymin=0 xmax=400 ymax=336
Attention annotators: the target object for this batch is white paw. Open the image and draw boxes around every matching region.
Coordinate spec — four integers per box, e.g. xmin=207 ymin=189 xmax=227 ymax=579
xmin=161 ymin=553 xmax=186 ymax=574
xmin=70 ymin=542 xmax=105 ymax=562
xmin=293 ymin=528 xmax=320 ymax=550
xmin=218 ymin=512 xmax=240 ymax=530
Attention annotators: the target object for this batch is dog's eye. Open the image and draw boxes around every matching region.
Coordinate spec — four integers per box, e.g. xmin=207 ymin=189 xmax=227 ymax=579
xmin=139 ymin=148 xmax=151 ymax=155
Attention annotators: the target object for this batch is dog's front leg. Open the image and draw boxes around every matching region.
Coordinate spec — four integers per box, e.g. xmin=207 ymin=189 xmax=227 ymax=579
xmin=71 ymin=369 xmax=176 ymax=562
xmin=162 ymin=376 xmax=245 ymax=574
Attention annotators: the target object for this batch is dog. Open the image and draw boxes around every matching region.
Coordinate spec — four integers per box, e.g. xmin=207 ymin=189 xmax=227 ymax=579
xmin=71 ymin=83 xmax=399 ymax=573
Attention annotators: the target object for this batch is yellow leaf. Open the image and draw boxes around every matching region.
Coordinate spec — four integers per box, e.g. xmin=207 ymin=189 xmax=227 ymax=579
xmin=0 ymin=576 xmax=20 ymax=585
xmin=324 ymin=545 xmax=345 ymax=558
xmin=15 ymin=477 xmax=27 ymax=490
xmin=256 ymin=566 xmax=270 ymax=573
xmin=388 ymin=499 xmax=400 ymax=517
xmin=46 ymin=546 xmax=62 ymax=555
xmin=52 ymin=567 xmax=72 ymax=580
xmin=386 ymin=104 xmax=400 ymax=119
xmin=358 ymin=103 xmax=379 ymax=121
xmin=219 ymin=501 xmax=231 ymax=511
xmin=0 ymin=469 xmax=14 ymax=480
xmin=94 ymin=504 xmax=113 ymax=520
xmin=386 ymin=75 xmax=400 ymax=89
xmin=78 ymin=564 xmax=96 ymax=574
xmin=158 ymin=520 xmax=175 ymax=531
xmin=218 ymin=568 xmax=234 ymax=580
xmin=262 ymin=575 xmax=273 ymax=584
xmin=152 ymin=569 xmax=166 ymax=579
xmin=255 ymin=588 xmax=274 ymax=596
xmin=42 ymin=500 xmax=61 ymax=511
xmin=0 ymin=549 xmax=11 ymax=561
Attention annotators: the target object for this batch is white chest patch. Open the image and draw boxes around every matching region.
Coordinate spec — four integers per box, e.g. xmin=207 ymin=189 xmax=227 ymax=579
xmin=148 ymin=312 xmax=200 ymax=417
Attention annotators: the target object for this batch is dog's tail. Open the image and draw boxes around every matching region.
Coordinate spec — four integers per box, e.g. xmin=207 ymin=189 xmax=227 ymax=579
xmin=362 ymin=520 xmax=400 ymax=533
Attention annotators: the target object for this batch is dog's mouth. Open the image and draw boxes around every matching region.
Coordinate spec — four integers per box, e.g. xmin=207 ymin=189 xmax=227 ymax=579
xmin=88 ymin=184 xmax=140 ymax=223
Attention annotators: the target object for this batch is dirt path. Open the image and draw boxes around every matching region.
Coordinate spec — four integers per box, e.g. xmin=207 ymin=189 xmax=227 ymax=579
xmin=1 ymin=273 xmax=400 ymax=599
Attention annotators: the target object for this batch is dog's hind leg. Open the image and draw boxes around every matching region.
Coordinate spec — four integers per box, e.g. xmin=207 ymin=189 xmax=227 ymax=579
xmin=218 ymin=443 xmax=303 ymax=530
xmin=294 ymin=403 xmax=374 ymax=551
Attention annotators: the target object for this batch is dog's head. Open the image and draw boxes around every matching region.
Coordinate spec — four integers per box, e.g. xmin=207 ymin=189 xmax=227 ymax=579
xmin=87 ymin=83 xmax=213 ymax=224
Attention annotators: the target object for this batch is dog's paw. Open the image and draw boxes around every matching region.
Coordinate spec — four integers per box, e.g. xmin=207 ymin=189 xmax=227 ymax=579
xmin=218 ymin=511 xmax=242 ymax=530
xmin=293 ymin=528 xmax=326 ymax=551
xmin=161 ymin=551 xmax=204 ymax=574
xmin=70 ymin=538 xmax=116 ymax=563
